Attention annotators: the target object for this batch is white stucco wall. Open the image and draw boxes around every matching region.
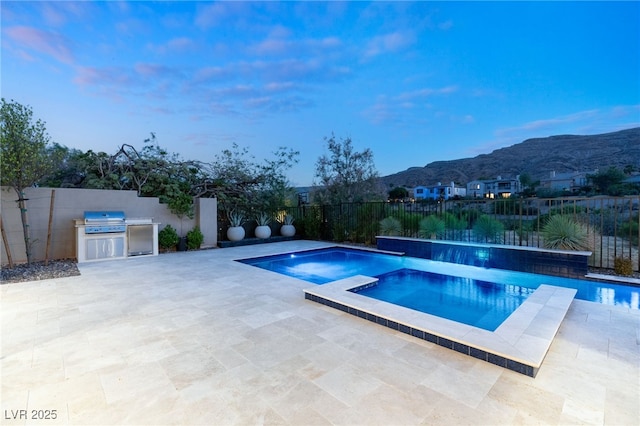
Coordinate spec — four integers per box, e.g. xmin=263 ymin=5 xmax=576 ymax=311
xmin=1 ymin=186 xmax=217 ymax=265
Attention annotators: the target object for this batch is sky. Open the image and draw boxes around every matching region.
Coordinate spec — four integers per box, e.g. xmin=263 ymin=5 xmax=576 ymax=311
xmin=2 ymin=1 xmax=639 ymax=187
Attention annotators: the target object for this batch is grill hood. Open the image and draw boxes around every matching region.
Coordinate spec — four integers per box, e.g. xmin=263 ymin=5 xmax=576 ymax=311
xmin=84 ymin=211 xmax=126 ymax=223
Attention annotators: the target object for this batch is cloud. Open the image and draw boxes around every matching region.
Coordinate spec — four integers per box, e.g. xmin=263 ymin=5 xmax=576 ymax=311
xmin=4 ymin=26 xmax=74 ymax=64
xmin=194 ymin=66 xmax=232 ymax=84
xmin=362 ymin=97 xmax=399 ymax=125
xmin=362 ymin=85 xmax=460 ymax=126
xmin=264 ymin=81 xmax=297 ymax=92
xmin=245 ymin=95 xmax=313 ymax=113
xmin=194 ymin=2 xmax=249 ymax=29
xmin=148 ymin=37 xmax=195 ymax=55
xmin=41 ymin=3 xmax=68 ymax=26
xmin=193 ymin=57 xmax=350 ymax=88
xmin=496 ymin=110 xmax=601 ymax=136
xmin=396 ymin=86 xmax=459 ymax=101
xmin=364 ymin=31 xmax=416 ymax=58
xmin=74 ymin=66 xmax=135 ymax=89
xmin=73 ymin=59 xmax=320 ymax=118
xmin=248 ymin=29 xmax=342 ymax=57
xmin=41 ymin=1 xmax=90 ymax=26
xmin=134 ymin=63 xmax=183 ymax=79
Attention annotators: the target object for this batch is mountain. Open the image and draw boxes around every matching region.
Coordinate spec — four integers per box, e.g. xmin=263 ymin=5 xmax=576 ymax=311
xmin=380 ymin=127 xmax=640 ymax=188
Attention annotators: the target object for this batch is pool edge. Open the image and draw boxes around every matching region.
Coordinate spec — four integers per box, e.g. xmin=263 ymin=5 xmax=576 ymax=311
xmin=303 ymin=276 xmax=576 ymax=378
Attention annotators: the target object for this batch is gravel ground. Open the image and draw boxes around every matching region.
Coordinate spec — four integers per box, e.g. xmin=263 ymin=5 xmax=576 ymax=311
xmin=1 ymin=259 xmax=80 ymax=284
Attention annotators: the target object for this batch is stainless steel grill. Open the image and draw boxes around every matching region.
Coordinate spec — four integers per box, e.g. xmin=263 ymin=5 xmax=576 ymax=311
xmin=83 ymin=211 xmax=126 ymax=234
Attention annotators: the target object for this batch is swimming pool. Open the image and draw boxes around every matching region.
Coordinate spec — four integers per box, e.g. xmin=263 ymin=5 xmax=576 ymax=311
xmin=353 ymin=269 xmax=535 ymax=331
xmin=238 ymin=246 xmax=640 ymax=311
xmin=240 ymin=245 xmax=619 ymax=376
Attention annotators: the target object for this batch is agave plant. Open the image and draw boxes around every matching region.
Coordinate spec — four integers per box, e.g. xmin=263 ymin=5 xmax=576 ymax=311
xmin=418 ymin=215 xmax=445 ymax=239
xmin=281 ymin=214 xmax=295 ymax=225
xmin=255 ymin=212 xmax=271 ymax=226
xmin=379 ymin=216 xmax=402 ymax=236
xmin=541 ymin=215 xmax=590 ymax=251
xmin=227 ymin=209 xmax=245 ymax=227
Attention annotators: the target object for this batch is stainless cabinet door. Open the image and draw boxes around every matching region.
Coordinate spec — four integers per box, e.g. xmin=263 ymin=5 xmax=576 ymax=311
xmin=86 ymin=236 xmax=125 ymax=260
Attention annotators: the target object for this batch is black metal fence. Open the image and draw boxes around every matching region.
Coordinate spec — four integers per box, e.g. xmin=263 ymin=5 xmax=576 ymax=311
xmin=275 ymin=196 xmax=640 ymax=273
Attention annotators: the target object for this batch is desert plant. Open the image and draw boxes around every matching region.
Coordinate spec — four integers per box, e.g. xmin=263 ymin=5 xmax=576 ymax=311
xmin=227 ymin=209 xmax=245 ymax=227
xmin=281 ymin=214 xmax=295 ymax=225
xmin=418 ymin=215 xmax=445 ymax=239
xmin=186 ymin=226 xmax=204 ymax=250
xmin=473 ymin=215 xmax=504 ymax=243
xmin=614 ymin=257 xmax=633 ymax=276
xmin=255 ymin=212 xmax=271 ymax=226
xmin=158 ymin=224 xmax=180 ymax=250
xmin=541 ymin=215 xmax=590 ymax=251
xmin=379 ymin=217 xmax=402 ymax=236
xmin=279 ymin=213 xmax=296 ymax=237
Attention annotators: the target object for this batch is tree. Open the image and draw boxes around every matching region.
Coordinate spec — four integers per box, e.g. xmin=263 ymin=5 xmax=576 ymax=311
xmin=205 ymin=143 xmax=299 ymax=216
xmin=588 ymin=167 xmax=627 ymax=195
xmin=39 ymin=146 xmax=88 ymax=188
xmin=1 ymin=99 xmax=63 ymax=264
xmin=388 ymin=186 xmax=409 ymax=201
xmin=253 ymin=146 xmax=300 ymax=213
xmin=518 ymin=173 xmax=539 ymax=197
xmin=314 ymin=134 xmax=382 ymax=204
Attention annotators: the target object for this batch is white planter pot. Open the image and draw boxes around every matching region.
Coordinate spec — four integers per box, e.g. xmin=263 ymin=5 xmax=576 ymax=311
xmin=255 ymin=225 xmax=271 ymax=239
xmin=227 ymin=226 xmax=245 ymax=241
xmin=280 ymin=224 xmax=296 ymax=237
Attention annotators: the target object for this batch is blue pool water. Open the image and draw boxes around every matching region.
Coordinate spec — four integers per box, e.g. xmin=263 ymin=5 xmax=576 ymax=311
xmin=353 ymin=269 xmax=536 ymax=331
xmin=239 ymin=248 xmax=403 ymax=284
xmin=238 ymin=247 xmax=640 ymax=318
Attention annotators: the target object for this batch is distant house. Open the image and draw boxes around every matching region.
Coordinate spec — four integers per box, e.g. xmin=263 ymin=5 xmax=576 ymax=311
xmin=413 ymin=181 xmax=466 ymax=201
xmin=539 ymin=171 xmax=592 ymax=193
xmin=466 ymin=176 xmax=521 ymax=198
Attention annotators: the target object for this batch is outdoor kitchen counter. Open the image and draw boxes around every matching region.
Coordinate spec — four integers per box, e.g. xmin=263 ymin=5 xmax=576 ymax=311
xmin=74 ymin=217 xmax=159 ymax=263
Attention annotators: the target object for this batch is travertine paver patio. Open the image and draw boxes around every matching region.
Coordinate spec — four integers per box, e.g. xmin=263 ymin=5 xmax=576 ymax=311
xmin=1 ymin=240 xmax=639 ymax=425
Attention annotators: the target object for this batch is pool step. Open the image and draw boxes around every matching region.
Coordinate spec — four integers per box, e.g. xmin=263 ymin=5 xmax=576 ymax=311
xmin=304 ymin=276 xmax=576 ymax=378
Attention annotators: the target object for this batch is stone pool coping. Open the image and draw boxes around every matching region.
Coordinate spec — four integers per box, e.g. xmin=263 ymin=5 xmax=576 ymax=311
xmin=304 ymin=276 xmax=577 ymax=377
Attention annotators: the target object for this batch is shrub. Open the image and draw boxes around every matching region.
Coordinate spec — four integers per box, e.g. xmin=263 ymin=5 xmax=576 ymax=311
xmin=418 ymin=215 xmax=445 ymax=239
xmin=619 ymin=214 xmax=639 ymax=246
xmin=355 ymin=203 xmax=386 ymax=244
xmin=541 ymin=215 xmax=590 ymax=251
xmin=158 ymin=224 xmax=179 ymax=249
xmin=442 ymin=212 xmax=467 ymax=240
xmin=516 ymin=220 xmax=534 ymax=244
xmin=614 ymin=257 xmax=633 ymax=276
xmin=186 ymin=226 xmax=204 ymax=250
xmin=473 ymin=215 xmax=504 ymax=243
xmin=379 ymin=217 xmax=402 ymax=236
xmin=398 ymin=212 xmax=422 ymax=237
xmin=300 ymin=206 xmax=322 ymax=239
xmin=331 ymin=221 xmax=348 ymax=242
